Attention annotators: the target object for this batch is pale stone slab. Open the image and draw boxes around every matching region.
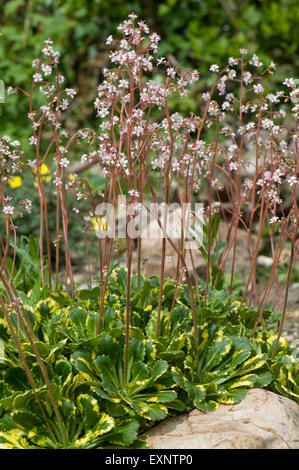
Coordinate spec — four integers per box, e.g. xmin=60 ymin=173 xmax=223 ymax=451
xmin=142 ymin=389 xmax=299 ymax=449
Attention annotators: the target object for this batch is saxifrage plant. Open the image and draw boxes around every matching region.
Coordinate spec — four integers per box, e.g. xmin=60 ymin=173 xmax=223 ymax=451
xmin=0 ymin=267 xmax=298 ymax=448
xmin=0 ymin=13 xmax=298 ymax=448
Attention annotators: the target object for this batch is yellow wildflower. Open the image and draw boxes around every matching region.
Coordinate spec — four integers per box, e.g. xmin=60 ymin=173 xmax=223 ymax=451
xmin=8 ymin=176 xmax=22 ymax=188
xmin=34 ymin=175 xmax=52 ymax=187
xmin=92 ymin=217 xmax=107 ymax=232
xmin=40 ymin=163 xmax=50 ymax=175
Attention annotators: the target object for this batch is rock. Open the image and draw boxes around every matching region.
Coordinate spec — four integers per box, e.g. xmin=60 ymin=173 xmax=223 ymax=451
xmin=132 ymin=207 xmax=206 ymax=278
xmin=288 ymin=310 xmax=299 ymax=319
xmin=141 ymin=389 xmax=299 ymax=449
xmin=257 ymin=255 xmax=273 ymax=267
xmin=133 ymin=235 xmax=207 ymax=279
xmin=136 ymin=220 xmax=258 ymax=279
xmin=241 ymin=148 xmax=261 ymax=176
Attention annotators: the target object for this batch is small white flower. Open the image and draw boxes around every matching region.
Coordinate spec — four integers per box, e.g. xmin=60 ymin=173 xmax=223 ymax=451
xmin=202 ymin=92 xmax=210 ymax=102
xmin=53 ymin=177 xmax=62 ymax=186
xmin=287 ymin=176 xmax=298 ymax=187
xmin=267 ymin=93 xmax=279 ymax=103
xmin=41 ymin=64 xmax=52 ymax=76
xmin=269 ymin=216 xmax=278 ymax=224
xmin=128 ymin=189 xmax=139 ymax=198
xmin=98 ymin=107 xmax=109 ymax=118
xmin=61 ymin=99 xmax=69 ymax=110
xmin=167 ymin=67 xmax=176 ymax=78
xmin=243 ymin=71 xmax=252 ymax=85
xmin=210 ymin=64 xmax=219 ymax=73
xmin=28 ymin=159 xmax=37 ymax=168
xmin=65 ymin=88 xmax=77 ymax=98
xmin=7 ymin=86 xmax=14 ymax=95
xmin=33 ymin=73 xmax=43 ymax=83
xmin=150 ymin=33 xmax=160 ymax=43
xmin=32 ymin=59 xmax=40 ymax=68
xmin=253 ymin=83 xmax=264 ymax=94
xmin=59 ymin=157 xmax=70 ymax=168
xmin=271 ymin=126 xmax=281 ymax=135
xmin=228 ymin=57 xmax=238 ymax=66
xmin=228 ymin=144 xmax=238 ymax=153
xmin=29 ymin=136 xmax=37 ymax=145
xmin=118 ymin=79 xmax=129 ymax=89
xmin=3 ymin=206 xmax=14 ymax=215
xmin=261 ymin=118 xmax=274 ymax=129
xmin=222 ymin=101 xmax=231 ymax=110
xmin=190 ymin=70 xmax=200 ymax=83
xmin=251 ymin=54 xmax=263 ymax=67
xmin=24 ymin=199 xmax=32 ymax=213
xmin=229 ymin=161 xmax=238 ymax=171
xmin=156 ymin=57 xmax=166 ymax=66
xmin=283 ymin=78 xmax=295 ymax=88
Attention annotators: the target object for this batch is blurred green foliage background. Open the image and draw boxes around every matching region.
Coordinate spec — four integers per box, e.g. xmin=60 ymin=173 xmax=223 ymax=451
xmin=0 ymin=0 xmax=299 ymax=146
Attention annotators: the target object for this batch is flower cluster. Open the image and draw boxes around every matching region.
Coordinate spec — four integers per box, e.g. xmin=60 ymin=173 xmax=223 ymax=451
xmin=0 ymin=136 xmax=23 ymax=176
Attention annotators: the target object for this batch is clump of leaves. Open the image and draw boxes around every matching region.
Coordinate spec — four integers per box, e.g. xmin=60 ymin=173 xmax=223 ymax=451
xmin=0 ymin=268 xmax=298 ymax=448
